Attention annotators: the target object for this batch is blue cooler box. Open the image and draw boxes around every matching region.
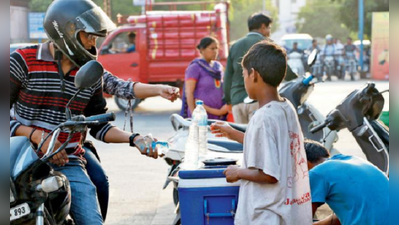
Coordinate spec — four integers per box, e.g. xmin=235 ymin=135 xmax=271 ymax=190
xmin=178 ymin=169 xmax=240 ymax=225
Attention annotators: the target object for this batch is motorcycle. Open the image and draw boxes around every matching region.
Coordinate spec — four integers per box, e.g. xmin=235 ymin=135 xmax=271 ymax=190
xmin=323 ymin=55 xmax=335 ymax=81
xmin=311 ymin=82 xmax=389 ymax=174
xmin=279 ymin=49 xmax=338 ymax=152
xmin=345 ymin=51 xmax=357 ymax=81
xmin=10 ymin=61 xmax=115 ymax=225
xmin=287 ymin=51 xmax=305 ymax=77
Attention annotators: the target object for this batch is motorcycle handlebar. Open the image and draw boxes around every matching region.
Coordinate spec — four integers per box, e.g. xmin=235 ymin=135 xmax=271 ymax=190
xmin=86 ymin=112 xmax=116 ymax=124
xmin=310 ymin=120 xmax=329 ymax=134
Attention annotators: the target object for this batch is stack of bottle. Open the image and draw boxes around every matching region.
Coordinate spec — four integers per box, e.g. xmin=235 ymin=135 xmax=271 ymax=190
xmin=182 ymin=100 xmax=208 ymax=169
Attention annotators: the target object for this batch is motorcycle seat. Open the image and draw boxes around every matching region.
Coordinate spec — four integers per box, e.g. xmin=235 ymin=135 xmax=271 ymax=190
xmin=370 ymin=120 xmax=389 ymax=151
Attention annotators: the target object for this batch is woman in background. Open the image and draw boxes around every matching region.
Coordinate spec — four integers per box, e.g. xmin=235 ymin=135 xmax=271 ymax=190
xmin=181 ymin=36 xmax=228 ymax=120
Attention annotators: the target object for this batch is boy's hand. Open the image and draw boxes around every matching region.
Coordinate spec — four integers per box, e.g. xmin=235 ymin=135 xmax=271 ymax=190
xmin=159 ymin=85 xmax=180 ymax=102
xmin=210 ymin=121 xmax=234 ymax=139
xmin=224 ymin=165 xmax=241 ymax=183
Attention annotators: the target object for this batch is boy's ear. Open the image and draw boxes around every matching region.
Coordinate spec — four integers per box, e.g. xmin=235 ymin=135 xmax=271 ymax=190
xmin=252 ymin=69 xmax=259 ymax=83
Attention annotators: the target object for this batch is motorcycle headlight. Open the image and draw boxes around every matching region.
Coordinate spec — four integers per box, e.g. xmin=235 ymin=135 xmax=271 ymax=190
xmin=37 ymin=176 xmax=64 ymax=193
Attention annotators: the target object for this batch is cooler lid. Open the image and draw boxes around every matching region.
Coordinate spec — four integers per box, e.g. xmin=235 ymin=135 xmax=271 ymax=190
xmin=179 ymin=169 xmax=226 ymax=179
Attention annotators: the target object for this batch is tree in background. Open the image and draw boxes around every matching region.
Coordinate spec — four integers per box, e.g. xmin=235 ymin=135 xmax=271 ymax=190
xmin=296 ymin=0 xmax=351 ymax=41
xmin=228 ymin=0 xmax=278 ymax=42
xmin=335 ymin=0 xmax=389 ymax=38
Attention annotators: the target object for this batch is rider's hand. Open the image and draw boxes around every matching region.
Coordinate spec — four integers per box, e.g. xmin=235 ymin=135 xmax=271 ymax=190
xmin=133 ymin=134 xmax=159 ymax=159
xmin=159 ymin=85 xmax=180 ymax=102
xmin=210 ymin=121 xmax=235 ymax=140
xmin=32 ymin=130 xmax=69 ymax=166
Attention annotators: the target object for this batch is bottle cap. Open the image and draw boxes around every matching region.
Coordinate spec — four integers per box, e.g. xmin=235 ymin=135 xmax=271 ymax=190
xmin=196 ymin=100 xmax=204 ymax=105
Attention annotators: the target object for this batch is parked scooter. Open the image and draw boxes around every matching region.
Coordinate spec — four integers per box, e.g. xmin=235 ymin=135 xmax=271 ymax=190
xmin=10 ymin=61 xmax=115 ymax=225
xmin=287 ymin=51 xmax=305 ymax=77
xmin=311 ymin=82 xmax=389 ymax=174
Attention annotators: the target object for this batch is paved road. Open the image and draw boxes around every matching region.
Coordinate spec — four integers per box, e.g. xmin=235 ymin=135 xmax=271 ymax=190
xmin=86 ymin=79 xmax=389 ymax=225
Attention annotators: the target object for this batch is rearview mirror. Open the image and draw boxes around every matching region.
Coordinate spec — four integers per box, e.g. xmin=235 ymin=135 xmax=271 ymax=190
xmin=307 ymin=49 xmax=318 ymax=68
xmin=75 ymin=60 xmax=104 ymax=90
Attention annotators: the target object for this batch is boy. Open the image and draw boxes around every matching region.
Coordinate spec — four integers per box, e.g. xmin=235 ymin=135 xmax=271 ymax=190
xmin=211 ymin=41 xmax=312 ymax=224
xmin=304 ymin=139 xmax=389 ymax=225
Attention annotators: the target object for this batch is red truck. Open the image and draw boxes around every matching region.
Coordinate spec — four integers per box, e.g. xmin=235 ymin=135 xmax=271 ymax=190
xmin=98 ymin=1 xmax=230 ymax=110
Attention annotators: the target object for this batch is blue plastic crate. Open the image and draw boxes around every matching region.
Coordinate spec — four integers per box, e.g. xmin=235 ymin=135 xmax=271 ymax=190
xmin=178 ymin=169 xmax=240 ymax=225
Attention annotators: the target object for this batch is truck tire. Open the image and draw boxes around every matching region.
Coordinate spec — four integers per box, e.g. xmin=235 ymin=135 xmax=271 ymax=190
xmin=115 ymin=97 xmax=141 ymax=111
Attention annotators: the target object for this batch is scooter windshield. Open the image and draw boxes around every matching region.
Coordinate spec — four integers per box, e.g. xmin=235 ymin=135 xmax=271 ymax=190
xmin=10 ymin=137 xmax=39 ymax=180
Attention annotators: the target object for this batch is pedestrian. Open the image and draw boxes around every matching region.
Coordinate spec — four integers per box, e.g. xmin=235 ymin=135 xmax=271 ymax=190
xmin=181 ymin=36 xmax=227 ymax=120
xmin=211 ymin=41 xmax=312 ymax=224
xmin=10 ymin=0 xmax=176 ymax=224
xmin=223 ymin=13 xmax=272 ymax=124
xmin=304 ymin=139 xmax=389 ymax=225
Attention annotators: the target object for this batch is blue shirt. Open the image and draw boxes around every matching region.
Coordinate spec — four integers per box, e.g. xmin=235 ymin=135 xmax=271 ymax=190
xmin=126 ymin=44 xmax=136 ymax=53
xmin=310 ymin=154 xmax=389 ymax=225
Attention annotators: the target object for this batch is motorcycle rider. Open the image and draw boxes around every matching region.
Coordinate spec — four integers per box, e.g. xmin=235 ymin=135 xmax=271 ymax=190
xmin=308 ymin=39 xmax=320 ymax=52
xmin=321 ymin=34 xmax=336 ymax=81
xmin=333 ymin=38 xmax=345 ymax=79
xmin=9 ymin=0 xmax=174 ymax=224
xmin=343 ymin=37 xmax=359 ymax=81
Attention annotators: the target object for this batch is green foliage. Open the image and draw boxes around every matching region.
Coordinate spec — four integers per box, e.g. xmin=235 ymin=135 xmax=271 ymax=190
xmin=296 ymin=0 xmax=351 ymax=41
xmin=228 ymin=0 xmax=278 ymax=41
xmin=335 ymin=0 xmax=389 ymax=37
xmin=29 ymin=0 xmax=52 ymax=12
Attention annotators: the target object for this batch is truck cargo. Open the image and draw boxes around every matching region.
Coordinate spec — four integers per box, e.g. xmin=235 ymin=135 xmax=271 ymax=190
xmin=98 ymin=1 xmax=230 ymax=110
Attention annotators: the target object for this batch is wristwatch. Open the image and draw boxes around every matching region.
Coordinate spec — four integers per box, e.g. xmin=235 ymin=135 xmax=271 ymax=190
xmin=129 ymin=133 xmax=140 ymax=147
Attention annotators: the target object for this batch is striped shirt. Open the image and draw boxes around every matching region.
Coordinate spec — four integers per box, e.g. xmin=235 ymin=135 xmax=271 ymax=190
xmin=10 ymin=42 xmax=115 ymax=157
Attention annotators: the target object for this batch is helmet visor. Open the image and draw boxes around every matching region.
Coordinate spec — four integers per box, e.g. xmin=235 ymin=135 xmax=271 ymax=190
xmin=76 ymin=6 xmax=116 ymax=36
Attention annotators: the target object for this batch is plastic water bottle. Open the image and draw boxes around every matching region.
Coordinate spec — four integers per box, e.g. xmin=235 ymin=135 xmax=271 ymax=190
xmin=193 ymin=100 xmax=208 ymax=159
xmin=152 ymin=141 xmax=169 ymax=155
xmin=183 ymin=121 xmax=199 ymax=169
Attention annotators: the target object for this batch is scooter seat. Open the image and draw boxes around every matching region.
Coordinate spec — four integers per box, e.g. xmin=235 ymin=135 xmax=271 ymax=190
xmin=370 ymin=120 xmax=389 ymax=152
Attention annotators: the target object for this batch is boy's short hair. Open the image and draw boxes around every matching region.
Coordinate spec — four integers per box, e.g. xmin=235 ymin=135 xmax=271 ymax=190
xmin=248 ymin=13 xmax=273 ymax=31
xmin=241 ymin=40 xmax=287 ymax=87
xmin=304 ymin=139 xmax=330 ymax=164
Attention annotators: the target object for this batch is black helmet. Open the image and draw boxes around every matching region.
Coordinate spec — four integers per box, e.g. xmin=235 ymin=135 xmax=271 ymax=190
xmin=43 ymin=0 xmax=116 ymax=67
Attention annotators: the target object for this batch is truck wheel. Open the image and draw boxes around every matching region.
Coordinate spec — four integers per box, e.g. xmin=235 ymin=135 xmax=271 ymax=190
xmin=115 ymin=97 xmax=141 ymax=111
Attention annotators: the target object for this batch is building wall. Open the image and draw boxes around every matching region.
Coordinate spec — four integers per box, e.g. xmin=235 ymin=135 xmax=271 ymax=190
xmin=10 ymin=5 xmax=29 ymax=43
xmin=271 ymin=0 xmax=307 ymax=42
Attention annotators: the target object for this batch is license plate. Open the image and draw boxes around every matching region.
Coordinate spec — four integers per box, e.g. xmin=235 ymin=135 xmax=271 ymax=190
xmin=10 ymin=203 xmax=30 ymax=221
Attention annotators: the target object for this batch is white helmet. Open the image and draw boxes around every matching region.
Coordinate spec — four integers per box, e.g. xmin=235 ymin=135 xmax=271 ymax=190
xmin=325 ymin=34 xmax=333 ymax=41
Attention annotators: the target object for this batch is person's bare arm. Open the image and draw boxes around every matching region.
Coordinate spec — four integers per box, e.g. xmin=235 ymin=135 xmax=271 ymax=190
xmin=210 ymin=121 xmax=244 ymax=144
xmin=314 ymin=214 xmax=341 ymax=225
xmin=185 ymin=79 xmax=197 ymax=114
xmin=223 ymin=165 xmax=278 ymax=184
xmin=14 ymin=125 xmax=68 ymax=166
xmin=103 ymin=127 xmax=160 ymax=159
xmin=133 ymin=83 xmax=179 ymax=101
xmin=203 ymin=104 xmax=229 ymax=116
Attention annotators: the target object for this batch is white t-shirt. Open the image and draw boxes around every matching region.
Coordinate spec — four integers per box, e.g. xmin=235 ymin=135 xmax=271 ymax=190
xmin=235 ymin=100 xmax=312 ymax=225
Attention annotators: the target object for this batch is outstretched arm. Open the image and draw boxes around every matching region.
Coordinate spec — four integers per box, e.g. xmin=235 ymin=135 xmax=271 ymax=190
xmin=210 ymin=121 xmax=244 ymax=144
xmin=102 ymin=71 xmax=179 ymax=101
